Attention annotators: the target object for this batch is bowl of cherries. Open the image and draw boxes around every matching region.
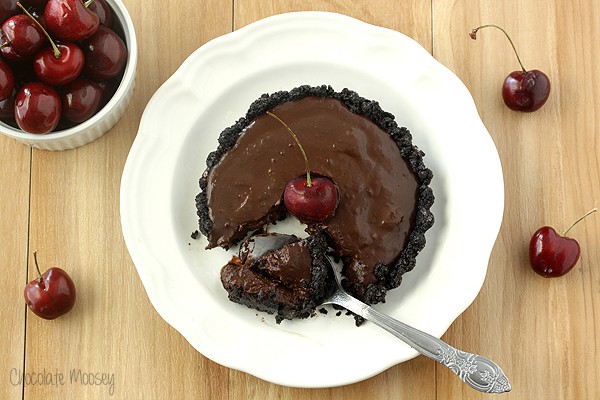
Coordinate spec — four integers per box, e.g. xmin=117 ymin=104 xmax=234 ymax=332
xmin=0 ymin=0 xmax=137 ymax=150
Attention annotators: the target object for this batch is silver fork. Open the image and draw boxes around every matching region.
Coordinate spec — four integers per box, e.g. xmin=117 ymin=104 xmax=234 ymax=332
xmin=321 ymin=254 xmax=511 ymax=394
xmin=244 ymin=233 xmax=511 ymax=393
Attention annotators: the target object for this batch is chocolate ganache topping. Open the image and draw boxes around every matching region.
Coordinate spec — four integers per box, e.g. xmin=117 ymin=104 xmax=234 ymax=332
xmin=197 ymin=85 xmax=434 ymax=304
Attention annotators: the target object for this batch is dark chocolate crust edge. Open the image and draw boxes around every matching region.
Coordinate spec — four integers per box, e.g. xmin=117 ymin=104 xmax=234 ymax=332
xmin=196 ymin=84 xmax=435 ymax=305
xmin=222 ymin=233 xmax=334 ymax=324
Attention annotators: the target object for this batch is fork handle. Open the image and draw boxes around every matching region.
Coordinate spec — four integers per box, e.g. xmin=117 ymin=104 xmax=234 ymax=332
xmin=329 ymin=291 xmax=511 ymax=394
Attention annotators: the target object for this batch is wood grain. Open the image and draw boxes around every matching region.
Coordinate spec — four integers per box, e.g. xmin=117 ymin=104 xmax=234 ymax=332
xmin=0 ymin=137 xmax=29 ymax=400
xmin=434 ymin=0 xmax=600 ymax=399
xmin=0 ymin=0 xmax=598 ymax=398
xmin=21 ymin=1 xmax=232 ymax=399
xmin=234 ymin=0 xmax=432 ymax=50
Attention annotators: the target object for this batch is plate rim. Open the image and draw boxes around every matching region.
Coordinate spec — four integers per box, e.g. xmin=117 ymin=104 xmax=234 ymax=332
xmin=120 ymin=11 xmax=504 ymax=388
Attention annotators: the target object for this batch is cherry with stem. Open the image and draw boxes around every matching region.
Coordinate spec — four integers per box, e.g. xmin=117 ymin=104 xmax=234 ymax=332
xmin=18 ymin=2 xmax=85 ymax=86
xmin=266 ymin=111 xmax=338 ymax=223
xmin=24 ymin=251 xmax=77 ymax=319
xmin=470 ymin=24 xmax=550 ymax=112
xmin=529 ymin=208 xmax=597 ymax=278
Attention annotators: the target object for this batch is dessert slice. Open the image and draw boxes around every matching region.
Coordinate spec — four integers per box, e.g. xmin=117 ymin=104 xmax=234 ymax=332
xmin=220 ymin=233 xmax=334 ymax=323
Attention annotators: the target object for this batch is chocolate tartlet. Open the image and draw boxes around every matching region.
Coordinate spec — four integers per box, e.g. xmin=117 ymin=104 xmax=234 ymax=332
xmin=196 ymin=85 xmax=434 ymax=319
xmin=221 ymin=233 xmax=334 ymax=323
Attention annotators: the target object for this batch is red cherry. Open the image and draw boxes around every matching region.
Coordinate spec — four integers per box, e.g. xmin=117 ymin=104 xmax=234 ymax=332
xmin=0 ymin=14 xmax=45 ymax=61
xmin=44 ymin=0 xmax=99 ymax=41
xmin=82 ymin=25 xmax=126 ymax=81
xmin=60 ymin=78 xmax=102 ymax=123
xmin=87 ymin=0 xmax=112 ymax=27
xmin=33 ymin=42 xmax=84 ymax=86
xmin=470 ymin=24 xmax=550 ymax=112
xmin=284 ymin=176 xmax=338 ymax=223
xmin=529 ymin=209 xmax=597 ymax=277
xmin=15 ymin=82 xmax=61 ymax=134
xmin=17 ymin=2 xmax=84 ymax=86
xmin=529 ymin=227 xmax=580 ymax=278
xmin=24 ymin=251 xmax=76 ymax=320
xmin=0 ymin=60 xmax=15 ymax=100
xmin=502 ymin=70 xmax=550 ymax=112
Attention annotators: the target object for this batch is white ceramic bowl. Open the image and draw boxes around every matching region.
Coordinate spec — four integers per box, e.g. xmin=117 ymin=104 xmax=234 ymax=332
xmin=0 ymin=0 xmax=137 ymax=151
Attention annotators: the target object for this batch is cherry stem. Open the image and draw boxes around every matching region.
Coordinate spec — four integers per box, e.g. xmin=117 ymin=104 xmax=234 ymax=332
xmin=266 ymin=111 xmax=312 ymax=187
xmin=16 ymin=2 xmax=61 ymax=59
xmin=32 ymin=251 xmax=43 ymax=281
xmin=84 ymin=0 xmax=95 ymax=8
xmin=562 ymin=208 xmax=597 ymax=236
xmin=470 ymin=24 xmax=527 ymax=72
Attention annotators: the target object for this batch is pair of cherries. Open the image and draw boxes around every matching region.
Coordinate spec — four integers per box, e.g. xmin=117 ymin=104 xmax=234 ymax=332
xmin=0 ymin=0 xmax=127 ymax=134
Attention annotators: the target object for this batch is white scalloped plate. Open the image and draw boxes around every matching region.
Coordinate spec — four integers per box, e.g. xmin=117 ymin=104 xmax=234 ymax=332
xmin=120 ymin=12 xmax=504 ymax=388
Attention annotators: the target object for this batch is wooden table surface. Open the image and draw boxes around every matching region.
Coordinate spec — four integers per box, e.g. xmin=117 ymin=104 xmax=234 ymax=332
xmin=2 ymin=0 xmax=599 ymax=399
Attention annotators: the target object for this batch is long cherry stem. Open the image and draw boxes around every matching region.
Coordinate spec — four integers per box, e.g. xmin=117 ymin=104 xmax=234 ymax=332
xmin=266 ymin=111 xmax=312 ymax=187
xmin=33 ymin=251 xmax=43 ymax=281
xmin=562 ymin=208 xmax=597 ymax=236
xmin=16 ymin=2 xmax=61 ymax=58
xmin=469 ymin=24 xmax=526 ymax=72
xmin=84 ymin=0 xmax=95 ymax=8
